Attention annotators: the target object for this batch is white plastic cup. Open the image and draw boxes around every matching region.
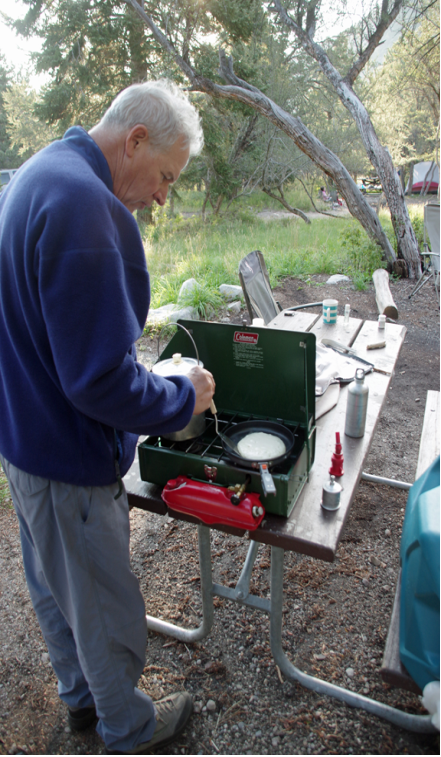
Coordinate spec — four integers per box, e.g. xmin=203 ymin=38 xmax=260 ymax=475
xmin=322 ymin=299 xmax=338 ymax=324
xmin=252 ymin=318 xmax=265 ymax=327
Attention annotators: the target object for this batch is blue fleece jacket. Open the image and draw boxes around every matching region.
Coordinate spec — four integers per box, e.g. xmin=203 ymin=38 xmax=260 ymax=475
xmin=0 ymin=127 xmax=195 ymax=486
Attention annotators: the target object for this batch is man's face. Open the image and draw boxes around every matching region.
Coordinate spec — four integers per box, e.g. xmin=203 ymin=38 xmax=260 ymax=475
xmin=117 ymin=130 xmax=190 ymax=213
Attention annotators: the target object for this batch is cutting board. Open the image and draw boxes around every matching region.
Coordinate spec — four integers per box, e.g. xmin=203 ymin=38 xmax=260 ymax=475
xmin=316 ymin=382 xmax=340 ymax=420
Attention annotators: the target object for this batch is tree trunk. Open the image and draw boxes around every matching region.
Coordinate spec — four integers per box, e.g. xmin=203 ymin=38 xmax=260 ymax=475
xmin=272 ymin=0 xmax=421 ymax=278
xmin=124 ymin=0 xmax=397 ymax=263
xmin=406 ymin=164 xmax=414 ymax=195
xmin=206 ymin=59 xmax=396 ymax=264
xmin=421 ymin=162 xmax=436 ymax=196
xmin=201 ymin=188 xmax=210 ymax=221
xmin=214 ymin=194 xmax=224 ymax=215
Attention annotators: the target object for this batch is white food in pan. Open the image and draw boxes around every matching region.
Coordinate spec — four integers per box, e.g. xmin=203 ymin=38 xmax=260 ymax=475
xmin=236 ymin=431 xmax=286 ymax=460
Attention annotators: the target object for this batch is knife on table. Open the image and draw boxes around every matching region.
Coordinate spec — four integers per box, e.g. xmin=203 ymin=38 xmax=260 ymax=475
xmin=321 ymin=339 xmax=391 ymax=376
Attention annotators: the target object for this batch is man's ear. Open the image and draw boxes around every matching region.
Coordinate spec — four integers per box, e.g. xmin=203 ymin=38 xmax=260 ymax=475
xmin=125 ymin=124 xmax=149 ymax=157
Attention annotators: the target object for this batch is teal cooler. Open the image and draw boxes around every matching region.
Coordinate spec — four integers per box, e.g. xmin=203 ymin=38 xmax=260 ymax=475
xmin=400 ymin=456 xmax=440 ymax=691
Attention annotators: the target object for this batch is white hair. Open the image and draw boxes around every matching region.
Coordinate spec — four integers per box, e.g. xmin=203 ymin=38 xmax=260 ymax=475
xmin=100 ymin=79 xmax=204 ymax=157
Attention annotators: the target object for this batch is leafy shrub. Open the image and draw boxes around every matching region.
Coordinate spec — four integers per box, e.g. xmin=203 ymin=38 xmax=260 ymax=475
xmin=179 ymin=281 xmax=224 ymax=320
xmin=408 ymin=206 xmax=425 ymax=251
xmin=339 ymin=223 xmax=386 ymax=290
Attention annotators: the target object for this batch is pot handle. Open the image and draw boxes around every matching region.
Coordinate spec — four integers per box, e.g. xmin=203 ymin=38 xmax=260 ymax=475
xmin=259 ymin=463 xmax=277 ymax=496
xmin=155 ymin=322 xmax=200 ymax=364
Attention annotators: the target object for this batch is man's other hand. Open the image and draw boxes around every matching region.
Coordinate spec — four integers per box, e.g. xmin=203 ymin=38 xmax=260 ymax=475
xmin=187 ymin=366 xmax=215 ymax=414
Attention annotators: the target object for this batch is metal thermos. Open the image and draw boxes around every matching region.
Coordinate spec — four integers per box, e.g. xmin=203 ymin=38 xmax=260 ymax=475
xmin=345 ymin=368 xmax=369 ymax=438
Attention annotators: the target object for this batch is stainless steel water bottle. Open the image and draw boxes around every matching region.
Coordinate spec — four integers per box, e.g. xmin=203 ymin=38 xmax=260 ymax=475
xmin=345 ymin=368 xmax=369 ymax=437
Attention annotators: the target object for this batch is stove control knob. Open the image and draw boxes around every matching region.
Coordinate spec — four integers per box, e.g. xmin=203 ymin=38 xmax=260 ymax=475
xmin=204 ymin=465 xmax=217 ymax=481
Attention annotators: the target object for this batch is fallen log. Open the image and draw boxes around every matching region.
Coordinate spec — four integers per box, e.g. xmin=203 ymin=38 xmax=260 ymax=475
xmin=372 ymin=269 xmax=399 ymax=320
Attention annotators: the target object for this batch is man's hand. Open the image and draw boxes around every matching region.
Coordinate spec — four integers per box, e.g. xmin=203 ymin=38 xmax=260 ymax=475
xmin=187 ymin=366 xmax=215 ymax=414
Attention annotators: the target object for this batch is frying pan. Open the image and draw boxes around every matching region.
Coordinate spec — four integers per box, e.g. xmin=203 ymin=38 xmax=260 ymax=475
xmin=220 ymin=420 xmax=295 ymax=497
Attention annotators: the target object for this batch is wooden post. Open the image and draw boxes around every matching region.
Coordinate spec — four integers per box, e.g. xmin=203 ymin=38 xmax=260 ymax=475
xmin=372 ymin=269 xmax=399 ymax=320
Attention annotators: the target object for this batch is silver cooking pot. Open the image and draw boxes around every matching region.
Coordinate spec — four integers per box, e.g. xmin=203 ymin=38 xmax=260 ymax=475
xmin=151 ymin=352 xmax=206 ymax=441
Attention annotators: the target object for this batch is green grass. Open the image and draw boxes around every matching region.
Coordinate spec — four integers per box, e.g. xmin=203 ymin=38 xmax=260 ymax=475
xmin=142 ymin=191 xmax=423 ymax=315
xmin=144 ymin=211 xmax=354 ymax=309
xmin=175 ymin=187 xmax=314 ymax=214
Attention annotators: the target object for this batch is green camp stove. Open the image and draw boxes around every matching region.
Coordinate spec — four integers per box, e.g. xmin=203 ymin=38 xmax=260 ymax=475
xmin=138 ymin=320 xmax=316 ymax=518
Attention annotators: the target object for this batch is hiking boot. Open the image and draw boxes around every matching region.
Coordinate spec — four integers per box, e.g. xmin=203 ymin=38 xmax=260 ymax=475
xmin=68 ymin=705 xmax=97 ymax=731
xmin=105 ymin=691 xmax=193 ymax=754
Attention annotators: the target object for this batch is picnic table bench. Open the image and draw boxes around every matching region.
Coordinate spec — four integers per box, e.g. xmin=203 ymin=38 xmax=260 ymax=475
xmin=380 ymin=390 xmax=440 ymax=695
xmin=125 ymin=311 xmax=437 ymax=733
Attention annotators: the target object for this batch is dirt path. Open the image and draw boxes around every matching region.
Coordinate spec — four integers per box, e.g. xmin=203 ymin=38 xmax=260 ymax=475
xmin=0 ymin=276 xmax=439 ymax=756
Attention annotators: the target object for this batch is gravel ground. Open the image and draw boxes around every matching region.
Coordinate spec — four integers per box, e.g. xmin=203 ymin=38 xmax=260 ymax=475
xmin=0 ymin=274 xmax=439 ymax=756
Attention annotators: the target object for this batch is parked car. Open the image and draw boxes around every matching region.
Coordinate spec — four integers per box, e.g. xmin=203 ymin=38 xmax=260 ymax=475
xmin=0 ymin=169 xmax=19 ymax=189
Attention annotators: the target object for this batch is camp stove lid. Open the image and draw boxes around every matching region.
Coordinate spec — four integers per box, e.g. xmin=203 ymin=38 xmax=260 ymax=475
xmin=156 ymin=320 xmax=315 ymax=429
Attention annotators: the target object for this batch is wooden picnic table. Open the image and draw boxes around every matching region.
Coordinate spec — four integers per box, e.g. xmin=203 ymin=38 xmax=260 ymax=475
xmin=124 ymin=309 xmax=436 ymax=733
xmin=126 ymin=312 xmax=405 ymax=559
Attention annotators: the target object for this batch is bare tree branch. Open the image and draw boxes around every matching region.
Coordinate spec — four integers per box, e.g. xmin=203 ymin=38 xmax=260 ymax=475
xmin=345 ymin=0 xmax=403 ymax=85
xmin=261 ymin=186 xmax=311 ymax=222
xmin=122 ymin=0 xmax=397 ymax=264
xmin=271 ymin=0 xmax=421 ymax=275
xmin=272 ymin=0 xmax=404 ymax=86
xmin=296 ymin=175 xmax=342 ymax=217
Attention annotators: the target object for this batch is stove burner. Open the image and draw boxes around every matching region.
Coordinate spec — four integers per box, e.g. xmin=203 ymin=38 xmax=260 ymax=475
xmin=151 ymin=411 xmax=302 ymax=473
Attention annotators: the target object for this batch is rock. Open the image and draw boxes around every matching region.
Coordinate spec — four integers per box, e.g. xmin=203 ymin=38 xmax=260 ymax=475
xmin=147 ymin=303 xmax=199 ymax=325
xmin=271 ymin=737 xmax=280 ymax=747
xmin=326 ymin=274 xmax=351 ymax=284
xmin=41 ymin=652 xmax=50 ymax=665
xmin=206 ymin=699 xmax=216 ymax=712
xmin=370 ymin=554 xmax=381 ymax=567
xmin=178 ymin=278 xmax=199 ymax=301
xmin=219 ymin=284 xmax=244 ymax=301
xmin=227 ymin=301 xmax=242 ymax=314
xmin=147 ymin=304 xmax=177 ymax=324
xmin=346 ymin=667 xmax=355 ymax=678
xmin=172 ymin=306 xmax=199 ymax=322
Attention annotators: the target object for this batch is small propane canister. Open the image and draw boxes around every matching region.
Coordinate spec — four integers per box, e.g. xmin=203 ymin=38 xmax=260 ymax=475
xmin=321 ymin=475 xmax=342 ymax=511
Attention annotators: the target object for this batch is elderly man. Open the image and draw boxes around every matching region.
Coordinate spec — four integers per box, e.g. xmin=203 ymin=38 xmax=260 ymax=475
xmin=0 ymin=80 xmax=215 ymax=754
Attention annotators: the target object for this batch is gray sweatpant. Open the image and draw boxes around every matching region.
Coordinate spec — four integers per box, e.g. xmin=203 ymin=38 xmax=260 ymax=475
xmin=0 ymin=455 xmax=156 ymax=752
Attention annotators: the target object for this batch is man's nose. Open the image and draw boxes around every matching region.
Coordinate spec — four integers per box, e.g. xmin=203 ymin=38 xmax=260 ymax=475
xmin=153 ymin=184 xmax=169 ymax=207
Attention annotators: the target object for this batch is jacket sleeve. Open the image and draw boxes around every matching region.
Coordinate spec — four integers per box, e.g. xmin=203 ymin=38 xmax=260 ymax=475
xmin=38 ymin=244 xmax=196 ymax=437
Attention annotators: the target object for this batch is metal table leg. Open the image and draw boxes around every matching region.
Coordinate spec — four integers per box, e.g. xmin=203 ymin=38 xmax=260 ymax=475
xmin=269 ymin=545 xmax=436 ymax=733
xmin=146 ymin=523 xmax=214 ymax=642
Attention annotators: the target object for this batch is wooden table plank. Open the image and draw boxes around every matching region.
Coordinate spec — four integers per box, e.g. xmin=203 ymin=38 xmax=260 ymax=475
xmin=416 ymin=390 xmax=440 ymax=479
xmin=350 ymin=320 xmax=405 ymax=375
xmin=310 ymin=315 xmax=363 ymax=346
xmin=266 ymin=310 xmax=319 ymax=332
